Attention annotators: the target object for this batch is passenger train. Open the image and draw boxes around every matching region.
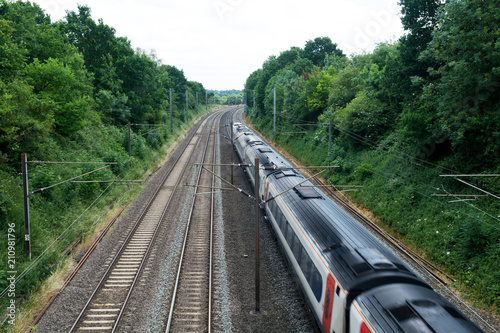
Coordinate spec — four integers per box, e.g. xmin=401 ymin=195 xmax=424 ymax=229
xmin=232 ymin=122 xmax=483 ymax=333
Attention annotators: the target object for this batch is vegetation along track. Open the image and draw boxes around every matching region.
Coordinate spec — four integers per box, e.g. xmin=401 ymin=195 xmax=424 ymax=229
xmin=239 ymin=108 xmax=498 ymax=333
xmin=68 ymin=110 xmax=226 ymax=332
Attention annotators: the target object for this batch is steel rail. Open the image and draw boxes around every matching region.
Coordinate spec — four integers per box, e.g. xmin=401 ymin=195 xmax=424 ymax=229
xmin=165 ymin=110 xmax=224 ymax=332
xmin=69 ymin=114 xmax=212 ymax=332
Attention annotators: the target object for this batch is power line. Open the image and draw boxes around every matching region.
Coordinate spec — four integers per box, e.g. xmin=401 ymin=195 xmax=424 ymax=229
xmin=0 ymin=173 xmax=121 ymax=299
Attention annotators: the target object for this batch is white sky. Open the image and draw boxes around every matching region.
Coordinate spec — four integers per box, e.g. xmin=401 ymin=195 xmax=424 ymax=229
xmin=34 ymin=0 xmax=406 ymax=91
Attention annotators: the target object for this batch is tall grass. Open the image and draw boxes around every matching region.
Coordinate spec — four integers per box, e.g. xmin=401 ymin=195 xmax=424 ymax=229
xmin=0 ymin=106 xmax=215 ymax=332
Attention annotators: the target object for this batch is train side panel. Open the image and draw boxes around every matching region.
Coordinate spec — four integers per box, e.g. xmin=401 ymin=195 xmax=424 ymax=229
xmin=231 ymin=122 xmax=483 ymax=333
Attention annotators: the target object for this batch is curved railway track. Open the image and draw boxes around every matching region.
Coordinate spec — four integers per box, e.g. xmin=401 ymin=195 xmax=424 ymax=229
xmin=69 ymin=110 xmax=227 ymax=332
xmin=165 ymin=109 xmax=221 ymax=332
xmin=165 ymin=107 xmax=244 ymax=332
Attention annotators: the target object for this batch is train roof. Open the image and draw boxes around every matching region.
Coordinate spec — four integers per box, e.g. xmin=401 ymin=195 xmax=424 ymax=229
xmin=234 ymin=125 xmax=426 ymax=293
xmin=268 ymin=174 xmax=426 ymax=292
xmin=356 ymin=284 xmax=483 ymax=332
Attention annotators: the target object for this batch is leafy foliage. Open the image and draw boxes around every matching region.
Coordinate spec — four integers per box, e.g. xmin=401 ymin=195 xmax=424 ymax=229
xmin=417 ymin=0 xmax=500 ymax=168
xmin=244 ymin=2 xmax=500 ymax=312
xmin=0 ymin=1 xmax=212 ymax=318
xmin=303 ymin=37 xmax=345 ymax=67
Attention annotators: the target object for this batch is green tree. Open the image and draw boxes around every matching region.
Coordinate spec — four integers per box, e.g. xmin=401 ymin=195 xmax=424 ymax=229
xmin=121 ymin=50 xmax=167 ymax=124
xmin=0 ymin=18 xmax=26 ymax=79
xmin=0 ymin=0 xmax=73 ymax=63
xmin=417 ymin=0 xmax=500 ymax=167
xmin=363 ymin=43 xmax=405 ymax=109
xmin=244 ymin=69 xmax=261 ymax=109
xmin=398 ymin=0 xmax=442 ymax=77
xmin=327 ymin=54 xmax=369 ymax=113
xmin=303 ymin=37 xmax=344 ymax=67
xmin=23 ymin=54 xmax=94 ymax=135
xmin=187 ymin=81 xmax=206 ymax=108
xmin=161 ymin=64 xmax=187 ymax=111
xmin=60 ymin=5 xmax=133 ymax=90
xmin=332 ymin=90 xmax=391 ymax=148
xmin=254 ymin=55 xmax=281 ymax=114
xmin=303 ymin=66 xmax=336 ymax=121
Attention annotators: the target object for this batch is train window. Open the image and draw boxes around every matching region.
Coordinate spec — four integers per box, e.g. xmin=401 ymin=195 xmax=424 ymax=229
xmin=299 ymin=246 xmax=323 ymax=302
xmin=292 ymin=234 xmax=301 ymax=262
xmin=275 ymin=210 xmax=283 ymax=229
xmin=281 ymin=219 xmax=287 ymax=233
xmin=268 ymin=199 xmax=276 ymax=217
xmin=273 ymin=201 xmax=280 ymax=217
xmin=309 ymin=265 xmax=323 ymax=301
xmin=276 ymin=206 xmax=285 ymax=230
xmin=299 ymin=246 xmax=311 ymax=279
xmin=286 ymin=223 xmax=294 ymax=247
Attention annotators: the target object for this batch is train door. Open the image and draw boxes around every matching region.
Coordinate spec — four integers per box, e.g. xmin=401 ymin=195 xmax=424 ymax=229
xmin=322 ymin=274 xmax=336 ymax=333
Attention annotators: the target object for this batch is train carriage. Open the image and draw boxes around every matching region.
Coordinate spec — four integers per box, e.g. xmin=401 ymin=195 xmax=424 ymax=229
xmin=232 ymin=123 xmax=483 ymax=333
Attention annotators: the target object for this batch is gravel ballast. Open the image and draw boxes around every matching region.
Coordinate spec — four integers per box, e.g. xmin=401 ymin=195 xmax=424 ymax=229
xmin=34 ymin=108 xmax=317 ymax=332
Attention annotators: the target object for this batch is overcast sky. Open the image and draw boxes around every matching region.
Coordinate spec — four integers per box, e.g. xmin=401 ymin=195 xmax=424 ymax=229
xmin=34 ymin=0 xmax=406 ymax=91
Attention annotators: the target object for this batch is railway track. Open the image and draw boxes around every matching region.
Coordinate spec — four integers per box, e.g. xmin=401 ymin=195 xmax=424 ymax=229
xmin=31 ymin=106 xmax=316 ymax=333
xmin=165 ymin=110 xmax=221 ymax=332
xmin=69 ymin=111 xmax=221 ymax=332
xmin=165 ymin=106 xmax=245 ymax=332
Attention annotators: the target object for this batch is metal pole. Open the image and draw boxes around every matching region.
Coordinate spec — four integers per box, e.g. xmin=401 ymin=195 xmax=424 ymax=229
xmin=21 ymin=153 xmax=31 ymax=260
xmin=254 ymin=157 xmax=260 ymax=313
xmin=273 ymin=87 xmax=276 ymax=141
xmin=231 ymin=122 xmax=234 ymax=184
xmin=329 ymin=120 xmax=332 ymax=166
xmin=196 ymin=92 xmax=199 ymax=113
xmin=170 ymin=88 xmax=173 ymax=135
xmin=186 ymin=90 xmax=189 ymax=122
xmin=206 ymin=92 xmax=208 ymax=110
xmin=128 ymin=122 xmax=132 ymax=167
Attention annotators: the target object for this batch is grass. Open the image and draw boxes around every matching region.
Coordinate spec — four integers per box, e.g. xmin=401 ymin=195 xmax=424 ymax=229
xmin=247 ymin=111 xmax=500 ymax=316
xmin=0 ymin=106 xmax=217 ymax=333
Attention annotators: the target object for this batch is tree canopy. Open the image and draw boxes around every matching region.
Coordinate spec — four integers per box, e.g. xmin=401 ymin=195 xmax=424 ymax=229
xmin=244 ymin=1 xmax=500 ymax=313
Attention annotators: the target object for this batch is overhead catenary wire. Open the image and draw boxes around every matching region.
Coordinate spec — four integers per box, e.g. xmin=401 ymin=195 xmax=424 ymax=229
xmin=440 ymin=185 xmax=500 ymax=228
xmin=30 ymin=165 xmax=111 ymax=195
xmin=314 ymin=121 xmax=499 ymax=228
xmin=201 ymin=166 xmax=254 ymax=199
xmin=131 ymin=125 xmax=169 ymax=140
xmin=331 ymin=183 xmax=499 ymax=333
xmin=29 ymin=161 xmax=117 ymax=165
xmin=263 ymin=168 xmax=328 ymax=204
xmin=0 ymin=143 xmax=152 ymax=300
xmin=0 ymin=173 xmax=122 ymax=299
xmin=451 ymin=177 xmax=500 ymax=201
xmin=281 ymin=113 xmax=466 ymax=176
xmin=269 ymin=112 xmax=500 ymax=229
